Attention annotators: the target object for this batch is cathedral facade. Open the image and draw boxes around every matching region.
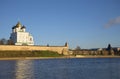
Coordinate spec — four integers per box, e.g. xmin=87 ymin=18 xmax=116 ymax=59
xmin=10 ymin=22 xmax=34 ymax=45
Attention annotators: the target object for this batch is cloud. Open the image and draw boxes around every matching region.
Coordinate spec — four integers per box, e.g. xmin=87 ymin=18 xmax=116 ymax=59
xmin=105 ymin=16 xmax=120 ymax=27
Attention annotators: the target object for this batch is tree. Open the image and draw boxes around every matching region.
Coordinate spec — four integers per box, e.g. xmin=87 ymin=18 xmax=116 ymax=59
xmin=107 ymin=44 xmax=112 ymax=50
xmin=0 ymin=38 xmax=7 ymax=45
xmin=7 ymin=40 xmax=14 ymax=45
xmin=47 ymin=44 xmax=49 ymax=47
xmin=0 ymin=38 xmax=14 ymax=45
xmin=107 ymin=44 xmax=114 ymax=55
xmin=75 ymin=46 xmax=81 ymax=50
xmin=0 ymin=40 xmax=2 ymax=45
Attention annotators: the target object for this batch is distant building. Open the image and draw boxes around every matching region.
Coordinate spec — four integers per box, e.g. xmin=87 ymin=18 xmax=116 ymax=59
xmin=113 ymin=47 xmax=120 ymax=51
xmin=10 ymin=22 xmax=34 ymax=45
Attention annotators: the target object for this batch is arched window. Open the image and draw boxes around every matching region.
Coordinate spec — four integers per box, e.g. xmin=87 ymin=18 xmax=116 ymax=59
xmin=30 ymin=38 xmax=32 ymax=41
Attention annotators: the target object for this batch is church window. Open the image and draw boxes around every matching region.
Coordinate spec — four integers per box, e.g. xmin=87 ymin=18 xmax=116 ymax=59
xmin=30 ymin=38 xmax=32 ymax=41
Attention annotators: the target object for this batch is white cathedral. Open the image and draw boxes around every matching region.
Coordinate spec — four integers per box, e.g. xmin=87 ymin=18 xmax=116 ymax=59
xmin=10 ymin=22 xmax=34 ymax=45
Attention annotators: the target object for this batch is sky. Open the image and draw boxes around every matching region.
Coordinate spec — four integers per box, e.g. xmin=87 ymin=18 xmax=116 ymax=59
xmin=0 ymin=0 xmax=120 ymax=49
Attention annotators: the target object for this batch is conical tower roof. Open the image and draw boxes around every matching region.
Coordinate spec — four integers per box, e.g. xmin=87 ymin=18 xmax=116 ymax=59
xmin=65 ymin=42 xmax=68 ymax=47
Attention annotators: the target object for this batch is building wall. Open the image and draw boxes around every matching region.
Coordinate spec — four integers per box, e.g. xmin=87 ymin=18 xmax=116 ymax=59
xmin=11 ymin=32 xmax=34 ymax=45
xmin=16 ymin=32 xmax=34 ymax=44
xmin=0 ymin=45 xmax=69 ymax=55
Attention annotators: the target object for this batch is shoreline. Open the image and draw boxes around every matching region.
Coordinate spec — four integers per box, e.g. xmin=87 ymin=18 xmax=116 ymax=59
xmin=0 ymin=56 xmax=120 ymax=60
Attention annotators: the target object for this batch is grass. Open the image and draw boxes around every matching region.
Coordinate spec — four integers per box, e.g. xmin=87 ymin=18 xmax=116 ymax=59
xmin=0 ymin=51 xmax=63 ymax=58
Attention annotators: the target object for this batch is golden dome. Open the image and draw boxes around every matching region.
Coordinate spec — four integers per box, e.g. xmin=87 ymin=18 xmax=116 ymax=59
xmin=16 ymin=22 xmax=22 ymax=27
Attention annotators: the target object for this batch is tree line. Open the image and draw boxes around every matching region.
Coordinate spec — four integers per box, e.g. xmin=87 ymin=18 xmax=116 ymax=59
xmin=0 ymin=38 xmax=14 ymax=45
xmin=71 ymin=44 xmax=120 ymax=56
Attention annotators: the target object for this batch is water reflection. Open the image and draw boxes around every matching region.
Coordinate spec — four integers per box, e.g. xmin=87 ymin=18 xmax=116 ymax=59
xmin=15 ymin=60 xmax=34 ymax=79
xmin=0 ymin=58 xmax=120 ymax=79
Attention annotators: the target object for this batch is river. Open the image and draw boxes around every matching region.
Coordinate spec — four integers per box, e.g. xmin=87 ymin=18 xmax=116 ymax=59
xmin=0 ymin=58 xmax=120 ymax=79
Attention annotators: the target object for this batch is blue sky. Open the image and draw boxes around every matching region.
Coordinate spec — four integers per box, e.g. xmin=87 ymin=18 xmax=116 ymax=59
xmin=0 ymin=0 xmax=120 ymax=49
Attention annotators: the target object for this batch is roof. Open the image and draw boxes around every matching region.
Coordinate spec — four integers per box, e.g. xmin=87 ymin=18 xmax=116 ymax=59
xmin=16 ymin=22 xmax=22 ymax=28
xmin=21 ymin=25 xmax=26 ymax=29
xmin=12 ymin=26 xmax=15 ymax=29
xmin=12 ymin=22 xmax=25 ymax=29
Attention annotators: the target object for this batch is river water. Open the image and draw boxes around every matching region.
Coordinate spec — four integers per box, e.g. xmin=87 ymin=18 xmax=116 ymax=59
xmin=0 ymin=58 xmax=120 ymax=79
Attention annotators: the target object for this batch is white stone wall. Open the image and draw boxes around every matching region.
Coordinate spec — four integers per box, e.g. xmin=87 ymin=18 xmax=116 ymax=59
xmin=15 ymin=32 xmax=34 ymax=45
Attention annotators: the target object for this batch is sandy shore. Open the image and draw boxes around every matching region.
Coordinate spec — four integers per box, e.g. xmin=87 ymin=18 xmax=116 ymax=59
xmin=0 ymin=55 xmax=120 ymax=60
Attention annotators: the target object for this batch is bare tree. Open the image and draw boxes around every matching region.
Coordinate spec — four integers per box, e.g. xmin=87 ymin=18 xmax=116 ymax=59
xmin=7 ymin=40 xmax=14 ymax=45
xmin=0 ymin=38 xmax=14 ymax=45
xmin=75 ymin=46 xmax=81 ymax=50
xmin=0 ymin=38 xmax=7 ymax=45
xmin=0 ymin=40 xmax=3 ymax=45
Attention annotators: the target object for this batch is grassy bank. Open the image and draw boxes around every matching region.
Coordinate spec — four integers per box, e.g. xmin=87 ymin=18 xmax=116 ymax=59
xmin=0 ymin=51 xmax=63 ymax=58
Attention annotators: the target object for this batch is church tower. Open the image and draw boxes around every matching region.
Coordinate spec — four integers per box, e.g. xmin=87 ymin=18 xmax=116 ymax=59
xmin=10 ymin=22 xmax=34 ymax=45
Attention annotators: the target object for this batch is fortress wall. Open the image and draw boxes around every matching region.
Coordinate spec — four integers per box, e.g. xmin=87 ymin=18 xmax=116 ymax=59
xmin=0 ymin=45 xmax=69 ymax=55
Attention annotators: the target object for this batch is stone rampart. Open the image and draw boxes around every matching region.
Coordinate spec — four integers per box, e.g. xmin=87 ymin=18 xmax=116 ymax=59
xmin=0 ymin=45 xmax=69 ymax=55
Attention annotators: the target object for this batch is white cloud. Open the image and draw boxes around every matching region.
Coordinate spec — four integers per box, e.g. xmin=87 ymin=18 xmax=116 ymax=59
xmin=105 ymin=16 xmax=120 ymax=27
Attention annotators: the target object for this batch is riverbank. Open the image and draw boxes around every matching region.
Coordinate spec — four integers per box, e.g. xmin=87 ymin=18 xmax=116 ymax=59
xmin=0 ymin=51 xmax=63 ymax=58
xmin=0 ymin=55 xmax=120 ymax=60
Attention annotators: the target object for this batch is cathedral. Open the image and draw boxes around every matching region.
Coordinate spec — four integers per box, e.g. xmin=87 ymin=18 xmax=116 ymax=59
xmin=10 ymin=22 xmax=34 ymax=45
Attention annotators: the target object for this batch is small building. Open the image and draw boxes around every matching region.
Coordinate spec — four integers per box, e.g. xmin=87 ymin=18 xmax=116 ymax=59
xmin=10 ymin=22 xmax=34 ymax=45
